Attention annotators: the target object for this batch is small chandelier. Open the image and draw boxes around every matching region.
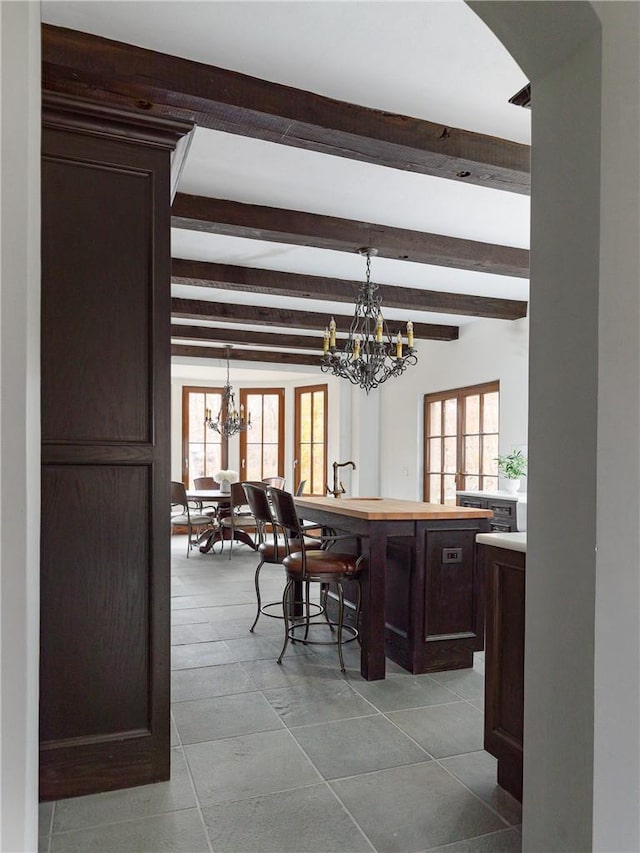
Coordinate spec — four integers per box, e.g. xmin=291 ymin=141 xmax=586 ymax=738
xmin=204 ymin=347 xmax=251 ymax=437
xmin=321 ymin=248 xmax=417 ymax=393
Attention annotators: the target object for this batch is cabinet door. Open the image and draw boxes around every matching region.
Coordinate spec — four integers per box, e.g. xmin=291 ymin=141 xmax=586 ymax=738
xmin=40 ymin=96 xmax=190 ymax=800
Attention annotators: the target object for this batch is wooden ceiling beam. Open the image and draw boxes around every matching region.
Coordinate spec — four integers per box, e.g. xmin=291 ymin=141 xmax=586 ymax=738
xmin=171 ymin=324 xmax=323 ymax=351
xmin=171 ymin=196 xmax=529 ymax=279
xmin=171 ymin=345 xmax=321 ymax=366
xmin=171 ymin=297 xmax=459 ymax=341
xmin=172 ymin=258 xmax=528 ymax=320
xmin=42 ymin=24 xmax=530 ymax=195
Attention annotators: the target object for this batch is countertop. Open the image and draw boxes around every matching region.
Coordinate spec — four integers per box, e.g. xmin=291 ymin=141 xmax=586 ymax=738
xmin=457 ymin=489 xmax=527 ymax=503
xmin=476 ymin=531 xmax=527 ymax=553
xmin=293 ymin=495 xmax=493 ymax=521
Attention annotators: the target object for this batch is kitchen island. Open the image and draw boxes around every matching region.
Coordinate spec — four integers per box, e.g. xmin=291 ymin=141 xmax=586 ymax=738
xmin=293 ymin=496 xmax=492 ymax=681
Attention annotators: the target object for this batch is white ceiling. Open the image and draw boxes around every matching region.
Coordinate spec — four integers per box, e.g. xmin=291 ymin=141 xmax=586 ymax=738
xmin=42 ymin=0 xmax=531 ymax=382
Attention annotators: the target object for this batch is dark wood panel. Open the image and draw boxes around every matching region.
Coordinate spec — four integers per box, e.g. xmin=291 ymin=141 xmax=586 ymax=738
xmin=483 ymin=545 xmax=525 ymax=801
xmin=40 ymin=465 xmax=150 ymax=742
xmin=42 ymin=157 xmax=151 ymax=443
xmin=171 ymin=297 xmax=459 ymax=341
xmin=42 ymin=24 xmax=530 ymax=194
xmin=39 ymin=95 xmax=187 ymax=800
xmin=172 ymin=259 xmax=528 ymax=321
xmin=424 ymin=528 xmax=478 ymax=638
xmin=172 ymin=195 xmax=530 ymax=279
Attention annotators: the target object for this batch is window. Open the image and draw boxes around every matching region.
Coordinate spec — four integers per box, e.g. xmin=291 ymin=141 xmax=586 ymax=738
xmin=239 ymin=389 xmax=284 ymax=482
xmin=423 ymin=381 xmax=499 ymax=504
xmin=182 ymin=386 xmax=226 ymax=488
xmin=294 ymin=384 xmax=327 ymax=496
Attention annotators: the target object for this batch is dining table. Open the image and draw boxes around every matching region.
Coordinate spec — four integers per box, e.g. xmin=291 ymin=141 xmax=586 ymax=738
xmin=293 ymin=495 xmax=493 ymax=681
xmin=185 ymin=488 xmax=251 ymax=553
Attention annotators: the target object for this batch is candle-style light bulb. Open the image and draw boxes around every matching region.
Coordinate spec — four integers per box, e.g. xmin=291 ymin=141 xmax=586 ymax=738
xmin=375 ymin=311 xmax=383 ymax=343
xmin=407 ymin=320 xmax=414 ymax=349
xmin=323 ymin=327 xmax=330 ymax=354
xmin=329 ymin=317 xmax=336 ymax=348
xmin=353 ymin=334 xmax=361 ymax=360
xmin=396 ymin=331 xmax=403 ymax=358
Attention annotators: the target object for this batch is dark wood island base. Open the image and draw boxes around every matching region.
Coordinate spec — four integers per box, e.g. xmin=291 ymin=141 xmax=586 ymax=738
xmin=295 ymin=496 xmax=492 ymax=680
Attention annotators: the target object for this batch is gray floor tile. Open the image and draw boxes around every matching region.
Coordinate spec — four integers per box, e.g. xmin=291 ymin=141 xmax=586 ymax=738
xmin=291 ymin=714 xmax=430 ymax=779
xmin=170 ymin=607 xmax=208 ymax=625
xmin=214 ymin=617 xmax=284 ymax=639
xmin=171 ymin=640 xmax=235 ymax=669
xmin=185 ymin=729 xmax=320 ymax=804
xmin=389 ymin=702 xmax=484 ymax=758
xmin=239 ymin=654 xmax=340 ymax=690
xmin=440 ymin=751 xmax=522 ymax=825
xmin=170 ymin=714 xmax=180 ymax=746
xmin=223 ymin=635 xmax=282 ymax=662
xmin=171 ymin=621 xmax=221 ymax=645
xmin=201 ymin=784 xmax=373 ymax=852
xmin=172 ymin=691 xmax=284 ymax=744
xmin=51 ymin=808 xmax=209 ymax=853
xmin=201 ymin=603 xmax=257 ymax=622
xmin=425 ymin=828 xmax=522 ymax=853
xmin=264 ymin=679 xmax=375 ymax=727
xmin=429 ymin=668 xmax=485 ymax=699
xmin=53 ymin=750 xmax=194 ymax=831
xmin=331 ymin=762 xmax=504 ymax=853
xmin=170 ymin=595 xmax=205 ymax=610
xmin=469 ymin=696 xmax=485 ymax=711
xmin=171 ymin=662 xmax=256 ymax=702
xmin=38 ymin=837 xmax=50 ymax=853
xmin=39 ymin=801 xmax=54 ymax=837
xmin=348 ymin=672 xmax=460 ymax=712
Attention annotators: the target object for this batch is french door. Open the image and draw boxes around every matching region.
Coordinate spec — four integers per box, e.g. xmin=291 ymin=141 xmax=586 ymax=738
xmin=294 ymin=384 xmax=327 ymax=495
xmin=239 ymin=388 xmax=285 ymax=481
xmin=182 ymin=386 xmax=226 ymax=487
xmin=423 ymin=381 xmax=500 ymax=504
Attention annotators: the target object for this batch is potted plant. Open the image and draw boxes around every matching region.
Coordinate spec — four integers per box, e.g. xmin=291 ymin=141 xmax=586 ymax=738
xmin=495 ymin=450 xmax=527 ymax=494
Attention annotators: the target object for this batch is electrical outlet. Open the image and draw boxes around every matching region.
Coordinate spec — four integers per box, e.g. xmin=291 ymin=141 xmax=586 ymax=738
xmin=442 ymin=548 xmax=462 ymax=563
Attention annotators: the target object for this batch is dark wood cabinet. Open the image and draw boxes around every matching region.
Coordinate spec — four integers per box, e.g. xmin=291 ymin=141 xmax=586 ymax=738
xmin=40 ymin=94 xmax=191 ymax=800
xmin=457 ymin=493 xmax=522 ymax=532
xmin=481 ymin=542 xmax=525 ymax=801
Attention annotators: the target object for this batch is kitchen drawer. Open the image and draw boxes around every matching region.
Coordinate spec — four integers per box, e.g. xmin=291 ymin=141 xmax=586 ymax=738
xmin=490 ymin=521 xmax=513 ymax=533
xmin=487 ymin=499 xmax=516 ymax=521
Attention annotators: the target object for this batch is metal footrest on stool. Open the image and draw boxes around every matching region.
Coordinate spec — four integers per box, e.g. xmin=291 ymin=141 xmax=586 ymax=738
xmin=287 ymin=618 xmax=358 ymax=646
xmin=260 ymin=599 xmax=324 ymax=621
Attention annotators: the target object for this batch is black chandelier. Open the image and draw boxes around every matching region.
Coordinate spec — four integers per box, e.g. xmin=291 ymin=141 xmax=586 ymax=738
xmin=320 ymin=248 xmax=417 ymax=393
xmin=204 ymin=347 xmax=251 ymax=437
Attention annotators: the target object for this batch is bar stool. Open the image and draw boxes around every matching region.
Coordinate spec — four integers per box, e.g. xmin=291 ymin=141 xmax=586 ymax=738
xmin=242 ymin=482 xmax=322 ymax=632
xmin=267 ymin=486 xmax=364 ymax=672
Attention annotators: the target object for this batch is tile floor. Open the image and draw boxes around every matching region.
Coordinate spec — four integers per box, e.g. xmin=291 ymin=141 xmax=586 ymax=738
xmin=39 ymin=536 xmax=522 ymax=853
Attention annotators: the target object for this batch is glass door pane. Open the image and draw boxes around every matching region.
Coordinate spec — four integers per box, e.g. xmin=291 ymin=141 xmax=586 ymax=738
xmin=295 ymin=385 xmax=327 ymax=496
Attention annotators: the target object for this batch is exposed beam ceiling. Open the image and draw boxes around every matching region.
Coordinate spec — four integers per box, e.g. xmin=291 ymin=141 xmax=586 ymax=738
xmin=171 ymin=345 xmax=322 ymax=366
xmin=42 ymin=23 xmax=530 ymax=195
xmin=171 ymin=298 xmax=459 ymax=341
xmin=172 ymin=259 xmax=528 ymax=321
xmin=171 ymin=324 xmax=323 ymax=352
xmin=172 ymin=195 xmax=529 ymax=279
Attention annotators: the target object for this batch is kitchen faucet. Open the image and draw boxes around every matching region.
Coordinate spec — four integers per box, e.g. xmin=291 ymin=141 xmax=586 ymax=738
xmin=328 ymin=460 xmax=356 ymax=498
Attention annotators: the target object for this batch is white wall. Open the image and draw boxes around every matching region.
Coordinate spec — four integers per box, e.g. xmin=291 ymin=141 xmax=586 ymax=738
xmin=0 ymin=3 xmax=41 ymax=850
xmin=171 ymin=368 xmax=351 ymax=493
xmin=379 ymin=318 xmax=529 ymax=499
xmin=472 ymin=3 xmax=640 ymax=851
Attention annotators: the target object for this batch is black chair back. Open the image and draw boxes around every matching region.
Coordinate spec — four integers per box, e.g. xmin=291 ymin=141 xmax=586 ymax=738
xmin=170 ymin=480 xmax=188 ymax=511
xmin=267 ymin=487 xmax=302 ymax=540
xmin=242 ymin=482 xmax=272 ymax=525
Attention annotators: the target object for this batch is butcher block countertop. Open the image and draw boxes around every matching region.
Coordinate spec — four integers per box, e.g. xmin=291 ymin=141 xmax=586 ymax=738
xmin=293 ymin=495 xmax=494 ymax=521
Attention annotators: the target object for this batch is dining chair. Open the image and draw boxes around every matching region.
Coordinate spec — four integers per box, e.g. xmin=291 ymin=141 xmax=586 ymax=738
xmin=218 ymin=480 xmax=262 ymax=558
xmin=192 ymin=476 xmax=222 ymax=518
xmin=295 ymin=480 xmax=307 ymax=496
xmin=262 ymin=476 xmax=286 ymax=489
xmin=267 ymin=486 xmax=364 ymax=672
xmin=170 ymin=480 xmax=217 ymax=558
